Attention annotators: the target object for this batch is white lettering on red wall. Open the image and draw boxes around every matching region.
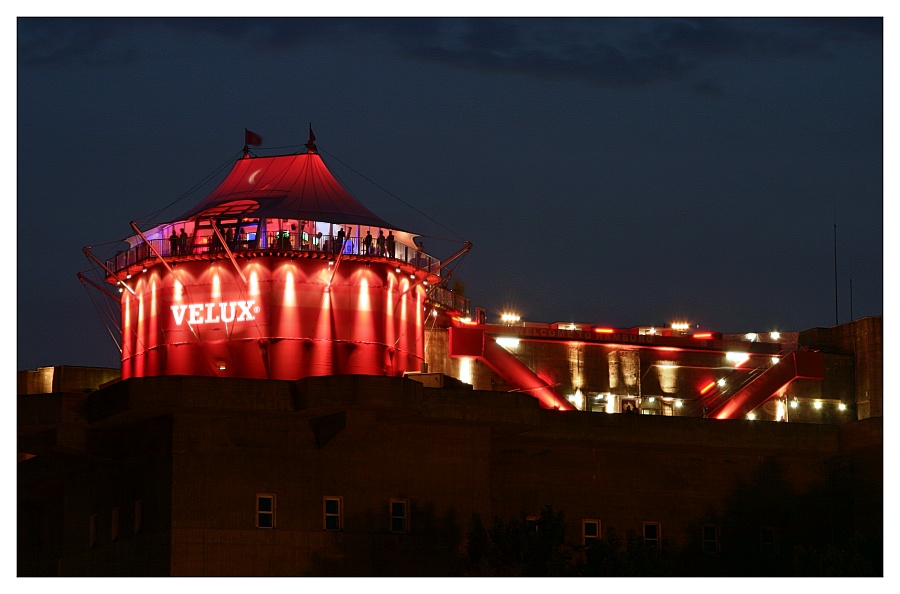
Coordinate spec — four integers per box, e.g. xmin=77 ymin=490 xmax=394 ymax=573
xmin=170 ymin=300 xmax=257 ymax=325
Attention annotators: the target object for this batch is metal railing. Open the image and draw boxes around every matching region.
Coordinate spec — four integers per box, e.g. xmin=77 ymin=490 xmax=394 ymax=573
xmin=428 ymin=285 xmax=471 ymax=317
xmin=106 ymin=232 xmax=470 ymax=315
xmin=106 ymin=232 xmax=441 ymax=277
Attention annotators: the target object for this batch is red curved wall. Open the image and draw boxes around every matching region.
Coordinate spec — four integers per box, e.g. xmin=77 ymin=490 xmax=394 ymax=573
xmin=120 ymin=257 xmax=425 ymax=379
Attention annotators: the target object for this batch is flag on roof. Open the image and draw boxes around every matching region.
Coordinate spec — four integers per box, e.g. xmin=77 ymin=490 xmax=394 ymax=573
xmin=245 ymin=129 xmax=263 ymax=146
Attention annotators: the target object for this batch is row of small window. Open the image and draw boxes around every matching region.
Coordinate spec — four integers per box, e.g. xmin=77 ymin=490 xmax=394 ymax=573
xmin=256 ymin=494 xmax=409 ymax=533
xmin=580 ymin=520 xmax=663 ymax=547
xmin=582 ymin=521 xmax=777 ymax=556
xmin=89 ymin=500 xmax=142 ymax=547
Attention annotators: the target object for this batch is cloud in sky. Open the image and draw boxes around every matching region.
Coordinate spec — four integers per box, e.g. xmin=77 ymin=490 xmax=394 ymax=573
xmin=19 ymin=17 xmax=881 ymax=92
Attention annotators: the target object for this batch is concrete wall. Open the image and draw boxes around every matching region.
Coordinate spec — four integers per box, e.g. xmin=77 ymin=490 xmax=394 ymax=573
xmin=800 ymin=317 xmax=883 ymax=419
xmin=19 ymin=375 xmax=882 ymax=576
xmin=17 ymin=366 xmax=121 ymax=395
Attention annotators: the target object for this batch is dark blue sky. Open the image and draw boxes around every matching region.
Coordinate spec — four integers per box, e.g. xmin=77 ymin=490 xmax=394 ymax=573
xmin=17 ymin=17 xmax=884 ymax=370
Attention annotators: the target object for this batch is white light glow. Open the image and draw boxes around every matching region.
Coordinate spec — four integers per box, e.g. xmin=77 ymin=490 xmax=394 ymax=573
xmin=776 ymin=399 xmax=785 ymax=421
xmin=671 ymin=322 xmax=689 ymax=331
xmin=747 ymin=412 xmax=756 ymax=420
xmin=814 ymin=401 xmax=823 ymax=410
xmin=726 ymin=352 xmax=750 ymax=366
xmin=648 ymin=397 xmax=655 ymax=403
xmin=501 ymin=312 xmax=521 ymax=324
xmin=790 ymin=399 xmax=799 ymax=409
xmin=838 ymin=403 xmax=847 ymax=411
xmin=717 ymin=378 xmax=726 ymax=387
xmin=771 ymin=356 xmax=780 ymax=365
xmin=496 ymin=337 xmax=520 ymax=349
xmin=770 ymin=331 xmax=781 ymax=340
xmin=458 ymin=357 xmax=473 ymax=385
xmin=675 ymin=400 xmax=682 ymax=408
xmin=605 ymin=394 xmax=617 ymax=414
xmin=745 ymin=332 xmax=758 ymax=341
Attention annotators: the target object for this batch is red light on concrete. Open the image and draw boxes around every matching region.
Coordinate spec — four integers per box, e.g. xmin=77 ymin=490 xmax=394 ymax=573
xmin=699 ymin=381 xmax=717 ymax=395
xmin=120 ymin=257 xmax=423 ymax=380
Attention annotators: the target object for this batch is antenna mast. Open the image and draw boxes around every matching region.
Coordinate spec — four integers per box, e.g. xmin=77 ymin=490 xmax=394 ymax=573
xmin=833 ymin=206 xmax=839 ymax=326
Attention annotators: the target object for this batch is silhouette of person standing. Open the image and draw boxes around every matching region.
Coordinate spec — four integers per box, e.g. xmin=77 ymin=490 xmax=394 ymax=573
xmin=387 ymin=231 xmax=395 ymax=258
xmin=170 ymin=231 xmax=179 ymax=256
xmin=377 ymin=229 xmax=386 ymax=256
xmin=179 ymin=229 xmax=188 ymax=254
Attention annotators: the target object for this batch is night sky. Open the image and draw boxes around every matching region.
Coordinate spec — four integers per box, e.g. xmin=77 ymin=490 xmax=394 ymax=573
xmin=17 ymin=15 xmax=885 ymax=371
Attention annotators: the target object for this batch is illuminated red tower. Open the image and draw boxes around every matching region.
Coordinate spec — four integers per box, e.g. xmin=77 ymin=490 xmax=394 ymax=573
xmin=85 ymin=131 xmax=468 ymax=380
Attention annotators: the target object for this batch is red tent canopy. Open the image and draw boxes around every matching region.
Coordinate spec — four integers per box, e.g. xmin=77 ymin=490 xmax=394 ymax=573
xmin=175 ymin=149 xmax=398 ymax=229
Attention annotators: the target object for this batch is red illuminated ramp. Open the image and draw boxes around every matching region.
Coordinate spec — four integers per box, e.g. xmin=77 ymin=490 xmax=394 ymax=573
xmin=449 ymin=326 xmax=575 ymax=410
xmin=708 ymin=350 xmax=824 ymax=420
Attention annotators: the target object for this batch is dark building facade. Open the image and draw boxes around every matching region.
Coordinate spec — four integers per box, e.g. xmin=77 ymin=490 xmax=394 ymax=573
xmin=18 ymin=372 xmax=882 ymax=576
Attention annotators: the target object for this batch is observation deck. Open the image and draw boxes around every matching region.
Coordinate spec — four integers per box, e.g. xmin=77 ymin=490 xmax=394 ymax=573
xmin=105 ymin=228 xmax=471 ymax=318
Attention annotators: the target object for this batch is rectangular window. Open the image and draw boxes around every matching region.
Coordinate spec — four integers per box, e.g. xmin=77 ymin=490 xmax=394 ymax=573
xmin=256 ymin=494 xmax=276 ymax=529
xmin=89 ymin=514 xmax=97 ymax=548
xmin=111 ymin=507 xmax=120 ymax=541
xmin=582 ymin=519 xmax=600 ymax=545
xmin=702 ymin=524 xmax=718 ymax=553
xmin=760 ymin=526 xmax=776 ymax=557
xmin=390 ymin=499 xmax=409 ymax=534
xmin=324 ymin=496 xmax=343 ymax=531
xmin=643 ymin=522 xmax=660 ymax=548
xmin=134 ymin=500 xmax=142 ymax=534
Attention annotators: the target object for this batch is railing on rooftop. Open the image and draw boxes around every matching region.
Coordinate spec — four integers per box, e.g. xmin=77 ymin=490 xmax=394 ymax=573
xmin=106 ymin=231 xmax=470 ymax=316
xmin=427 ymin=285 xmax=470 ymax=317
xmin=108 ymin=232 xmax=439 ymax=272
xmin=104 ymin=231 xmax=469 ymax=314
